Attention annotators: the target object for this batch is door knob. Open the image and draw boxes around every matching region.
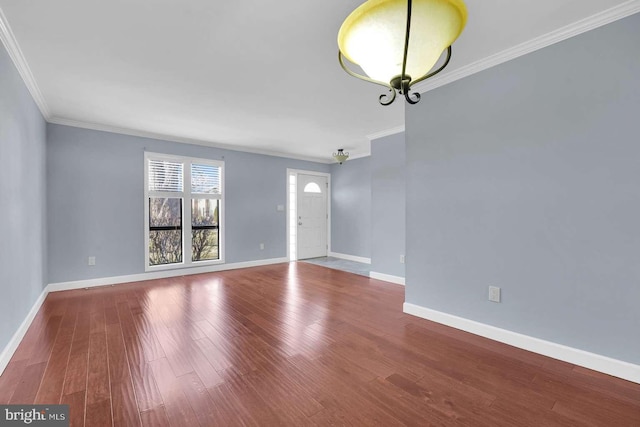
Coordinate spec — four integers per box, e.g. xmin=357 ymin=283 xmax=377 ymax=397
xmin=298 ymin=222 xmax=302 ymax=225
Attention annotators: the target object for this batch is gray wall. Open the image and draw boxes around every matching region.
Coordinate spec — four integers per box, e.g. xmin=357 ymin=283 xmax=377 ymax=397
xmin=47 ymin=124 xmax=329 ymax=283
xmin=330 ymin=156 xmax=371 ymax=259
xmin=371 ymin=133 xmax=405 ymax=277
xmin=0 ymin=42 xmax=47 ymax=350
xmin=405 ymin=13 xmax=640 ymax=364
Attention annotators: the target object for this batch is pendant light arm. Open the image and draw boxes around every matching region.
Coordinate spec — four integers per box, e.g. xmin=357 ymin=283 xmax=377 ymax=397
xmin=399 ymin=0 xmax=419 ymax=104
xmin=409 ymin=46 xmax=452 ymax=88
xmin=400 ymin=0 xmax=413 ymax=86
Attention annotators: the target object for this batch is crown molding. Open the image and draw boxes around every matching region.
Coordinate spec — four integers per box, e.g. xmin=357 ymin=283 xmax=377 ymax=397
xmin=48 ymin=116 xmax=334 ymax=164
xmin=0 ymin=7 xmax=50 ymax=119
xmin=414 ymin=0 xmax=640 ymax=95
xmin=366 ymin=125 xmax=405 ymax=141
xmin=334 ymin=150 xmax=371 ymax=162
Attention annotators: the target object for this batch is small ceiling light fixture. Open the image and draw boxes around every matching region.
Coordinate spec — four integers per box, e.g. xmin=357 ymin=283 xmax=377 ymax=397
xmin=333 ymin=149 xmax=350 ymax=164
xmin=338 ymin=0 xmax=467 ymax=106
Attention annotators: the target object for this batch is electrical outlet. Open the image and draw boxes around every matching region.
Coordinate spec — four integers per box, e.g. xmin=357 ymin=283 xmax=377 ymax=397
xmin=400 ymin=254 xmax=405 ymax=264
xmin=88 ymin=256 xmax=96 ymax=266
xmin=259 ymin=243 xmax=265 ymax=250
xmin=488 ymin=286 xmax=501 ymax=303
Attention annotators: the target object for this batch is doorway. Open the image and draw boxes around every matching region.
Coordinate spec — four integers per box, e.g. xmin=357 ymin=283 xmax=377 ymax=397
xmin=287 ymin=169 xmax=330 ymax=261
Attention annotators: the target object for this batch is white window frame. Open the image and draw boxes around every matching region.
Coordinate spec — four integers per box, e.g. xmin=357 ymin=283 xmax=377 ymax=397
xmin=144 ymin=151 xmax=225 ymax=271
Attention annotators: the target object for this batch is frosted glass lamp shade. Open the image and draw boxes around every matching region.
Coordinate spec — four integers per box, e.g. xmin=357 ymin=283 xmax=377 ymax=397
xmin=338 ymin=0 xmax=467 ymax=84
xmin=333 ymin=149 xmax=350 ymax=164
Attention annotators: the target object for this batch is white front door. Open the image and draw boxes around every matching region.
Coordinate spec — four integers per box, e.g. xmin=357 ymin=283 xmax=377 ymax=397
xmin=296 ymin=174 xmax=328 ymax=260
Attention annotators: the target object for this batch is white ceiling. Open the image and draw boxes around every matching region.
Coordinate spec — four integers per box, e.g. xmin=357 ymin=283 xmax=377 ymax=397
xmin=0 ymin=0 xmax=638 ymax=162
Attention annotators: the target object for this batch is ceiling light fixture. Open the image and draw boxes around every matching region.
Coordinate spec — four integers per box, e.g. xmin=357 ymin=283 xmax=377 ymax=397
xmin=333 ymin=149 xmax=350 ymax=164
xmin=338 ymin=0 xmax=467 ymax=106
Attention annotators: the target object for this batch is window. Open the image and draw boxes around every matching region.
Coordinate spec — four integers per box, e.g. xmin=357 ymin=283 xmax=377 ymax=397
xmin=144 ymin=152 xmax=224 ymax=270
xmin=303 ymin=182 xmax=322 ymax=193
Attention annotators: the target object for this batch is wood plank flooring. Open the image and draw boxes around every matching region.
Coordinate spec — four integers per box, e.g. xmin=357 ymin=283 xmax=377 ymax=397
xmin=1 ymin=262 xmax=638 ymax=426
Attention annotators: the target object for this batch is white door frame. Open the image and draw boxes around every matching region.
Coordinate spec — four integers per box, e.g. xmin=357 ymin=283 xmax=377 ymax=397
xmin=286 ymin=169 xmax=331 ymax=261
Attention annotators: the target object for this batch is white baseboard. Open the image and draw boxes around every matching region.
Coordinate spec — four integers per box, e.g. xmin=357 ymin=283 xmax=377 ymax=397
xmin=48 ymin=257 xmax=288 ymax=292
xmin=369 ymin=271 xmax=405 ymax=285
xmin=328 ymin=252 xmax=371 ymax=264
xmin=0 ymin=287 xmax=49 ymax=375
xmin=403 ymin=303 xmax=640 ymax=384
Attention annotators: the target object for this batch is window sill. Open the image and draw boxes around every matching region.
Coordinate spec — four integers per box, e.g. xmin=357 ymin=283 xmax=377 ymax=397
xmin=145 ymin=258 xmax=225 ymax=273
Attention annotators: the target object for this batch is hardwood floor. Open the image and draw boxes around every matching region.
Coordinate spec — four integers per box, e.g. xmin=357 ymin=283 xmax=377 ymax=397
xmin=1 ymin=262 xmax=638 ymax=426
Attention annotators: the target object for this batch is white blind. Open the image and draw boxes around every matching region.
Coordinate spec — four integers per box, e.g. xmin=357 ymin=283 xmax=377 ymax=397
xmin=148 ymin=159 xmax=183 ymax=192
xmin=191 ymin=163 xmax=221 ymax=194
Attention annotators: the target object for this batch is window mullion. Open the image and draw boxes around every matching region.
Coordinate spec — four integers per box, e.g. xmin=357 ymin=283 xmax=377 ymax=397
xmin=191 ymin=194 xmax=222 ymax=200
xmin=184 ymin=162 xmax=193 ymax=265
xmin=149 ymin=190 xmax=185 ymax=199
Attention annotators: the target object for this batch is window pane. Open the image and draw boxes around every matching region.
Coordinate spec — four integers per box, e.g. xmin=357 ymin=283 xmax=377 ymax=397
xmin=149 ymin=160 xmax=183 ymax=192
xmin=149 ymin=230 xmax=182 ymax=265
xmin=192 ymin=199 xmax=219 ymax=261
xmin=149 ymin=198 xmax=182 ymax=227
xmin=192 ymin=229 xmax=218 ymax=261
xmin=303 ymin=182 xmax=322 ymax=193
xmin=149 ymin=198 xmax=182 ymax=265
xmin=191 ymin=164 xmax=221 ymax=194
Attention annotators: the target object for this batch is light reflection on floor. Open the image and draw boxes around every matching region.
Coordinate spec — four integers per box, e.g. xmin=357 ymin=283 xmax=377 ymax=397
xmin=280 ymin=262 xmax=329 ymax=354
